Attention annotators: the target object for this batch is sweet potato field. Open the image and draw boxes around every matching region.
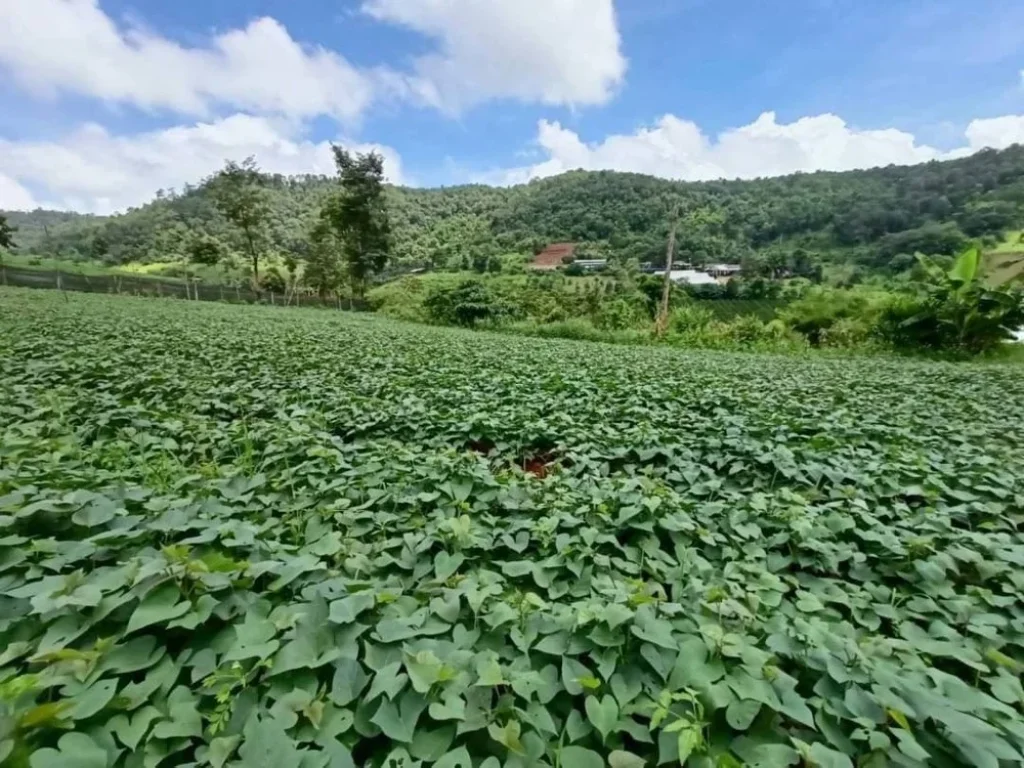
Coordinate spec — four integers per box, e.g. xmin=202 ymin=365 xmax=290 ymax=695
xmin=1 ymin=288 xmax=1023 ymax=768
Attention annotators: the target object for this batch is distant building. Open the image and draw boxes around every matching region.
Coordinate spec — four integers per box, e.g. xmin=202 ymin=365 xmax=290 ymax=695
xmin=573 ymin=259 xmax=608 ymax=271
xmin=705 ymin=263 xmax=743 ymax=277
xmin=652 ymin=269 xmax=719 ymax=286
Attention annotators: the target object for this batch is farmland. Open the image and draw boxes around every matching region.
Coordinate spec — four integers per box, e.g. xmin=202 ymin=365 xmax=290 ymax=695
xmin=1 ymin=288 xmax=1024 ymax=768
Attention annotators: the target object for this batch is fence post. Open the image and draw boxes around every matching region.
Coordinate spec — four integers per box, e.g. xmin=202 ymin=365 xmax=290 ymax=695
xmin=270 ymin=291 xmax=275 ymax=306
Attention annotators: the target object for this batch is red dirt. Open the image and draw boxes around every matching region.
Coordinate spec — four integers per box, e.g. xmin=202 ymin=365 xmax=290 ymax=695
xmin=531 ymin=243 xmax=576 ymax=270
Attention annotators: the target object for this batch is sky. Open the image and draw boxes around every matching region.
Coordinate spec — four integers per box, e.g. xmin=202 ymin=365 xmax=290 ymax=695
xmin=0 ymin=0 xmax=1023 ymax=214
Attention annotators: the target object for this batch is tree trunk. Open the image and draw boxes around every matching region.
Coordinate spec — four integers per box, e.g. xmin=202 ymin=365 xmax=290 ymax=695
xmin=655 ymin=205 xmax=681 ymax=337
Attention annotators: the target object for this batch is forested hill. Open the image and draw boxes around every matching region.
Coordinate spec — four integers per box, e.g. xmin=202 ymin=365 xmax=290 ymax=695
xmin=7 ymin=144 xmax=1024 ymax=273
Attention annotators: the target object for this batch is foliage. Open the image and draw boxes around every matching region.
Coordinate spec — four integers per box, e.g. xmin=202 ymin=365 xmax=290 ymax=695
xmin=11 ymin=145 xmax=1024 ymax=275
xmin=208 ymin=157 xmax=271 ymax=286
xmin=304 ymin=218 xmax=347 ymax=299
xmin=322 ymin=148 xmax=392 ymax=297
xmin=424 ymin=280 xmax=514 ymax=327
xmin=877 ymin=249 xmax=1024 ymax=354
xmin=0 ymin=213 xmax=16 ymax=252
xmin=779 ymin=288 xmax=890 ymax=346
xmin=2 ymin=288 xmax=1024 ymax=768
xmin=186 ymin=234 xmax=224 ymax=266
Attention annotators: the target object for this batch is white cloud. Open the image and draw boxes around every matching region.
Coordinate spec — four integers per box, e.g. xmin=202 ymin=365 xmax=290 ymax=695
xmin=0 ymin=115 xmax=404 ymax=214
xmin=0 ymin=173 xmax=40 ymax=211
xmin=0 ymin=0 xmax=373 ymax=122
xmin=362 ymin=0 xmax=627 ymax=111
xmin=497 ymin=111 xmax=1024 ymax=184
xmin=963 ymin=115 xmax=1024 ymax=152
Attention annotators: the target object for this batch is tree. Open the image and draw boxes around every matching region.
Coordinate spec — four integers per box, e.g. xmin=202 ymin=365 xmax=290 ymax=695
xmin=209 ymin=157 xmax=269 ymax=288
xmin=304 ymin=217 xmax=345 ymax=298
xmin=0 ymin=214 xmax=16 ymax=251
xmin=322 ymin=147 xmax=392 ymax=297
xmin=186 ymin=234 xmax=224 ymax=265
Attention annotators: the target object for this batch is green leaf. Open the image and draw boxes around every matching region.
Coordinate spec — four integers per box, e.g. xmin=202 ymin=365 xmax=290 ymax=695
xmin=330 ymin=657 xmax=370 ymax=706
xmin=67 ymin=678 xmax=118 ymax=720
xmin=726 ymin=699 xmax=760 ymax=730
xmin=585 ymin=695 xmax=619 ymax=740
xmin=126 ymin=583 xmax=189 ymax=634
xmin=559 ymin=745 xmax=604 ymax=768
xmin=109 ymin=705 xmax=160 ymax=749
xmin=488 ymin=720 xmax=526 ymax=755
xmin=207 ymin=736 xmax=241 ymax=768
xmin=808 ymin=743 xmax=854 ymax=768
xmin=434 ymin=551 xmax=465 ymax=580
xmin=948 ymin=248 xmax=979 ymax=285
xmin=238 ymin=715 xmax=303 ymax=767
xmin=434 ymin=747 xmax=473 ymax=768
xmin=475 ymin=655 xmax=506 ymax=686
xmin=609 ymin=750 xmax=647 ymax=768
xmin=429 ymin=694 xmax=466 ymax=721
xmin=328 ymin=592 xmax=375 ymax=624
xmin=29 ymin=733 xmax=108 ymax=768
xmin=370 ymin=690 xmax=428 ymax=742
xmin=71 ymin=497 xmax=117 ymax=527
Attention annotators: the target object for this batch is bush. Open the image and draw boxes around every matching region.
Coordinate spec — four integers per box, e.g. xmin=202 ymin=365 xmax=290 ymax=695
xmin=669 ymin=304 xmax=714 ymax=332
xmin=592 ymin=296 xmax=649 ymax=330
xmin=876 ymin=250 xmax=1024 ymax=354
xmin=819 ymin=317 xmax=876 ymax=348
xmin=779 ymin=288 xmax=888 ymax=346
xmin=424 ymin=279 xmax=516 ymax=327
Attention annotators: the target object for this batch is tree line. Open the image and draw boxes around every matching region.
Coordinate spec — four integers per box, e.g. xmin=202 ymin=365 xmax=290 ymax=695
xmin=5 ymin=144 xmax=1024 ymax=282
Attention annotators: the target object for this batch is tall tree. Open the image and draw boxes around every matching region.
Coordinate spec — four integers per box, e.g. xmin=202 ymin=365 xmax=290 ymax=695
xmin=0 ymin=214 xmax=16 ymax=251
xmin=304 ymin=217 xmax=345 ymax=298
xmin=323 ymin=147 xmax=392 ymax=297
xmin=209 ymin=157 xmax=269 ymax=288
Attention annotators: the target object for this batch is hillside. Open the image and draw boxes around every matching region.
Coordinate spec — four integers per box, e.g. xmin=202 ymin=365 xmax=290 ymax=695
xmin=6 ymin=144 xmax=1024 ymax=275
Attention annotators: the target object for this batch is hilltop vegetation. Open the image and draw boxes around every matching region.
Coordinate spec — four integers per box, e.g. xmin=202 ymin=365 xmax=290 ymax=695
xmin=7 ymin=145 xmax=1024 ymax=276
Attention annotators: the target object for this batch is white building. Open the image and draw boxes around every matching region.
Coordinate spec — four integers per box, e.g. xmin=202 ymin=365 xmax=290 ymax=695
xmin=652 ymin=269 xmax=719 ymax=286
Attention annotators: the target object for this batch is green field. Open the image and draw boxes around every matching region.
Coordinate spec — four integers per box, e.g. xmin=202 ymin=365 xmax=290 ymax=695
xmin=1 ymin=288 xmax=1023 ymax=767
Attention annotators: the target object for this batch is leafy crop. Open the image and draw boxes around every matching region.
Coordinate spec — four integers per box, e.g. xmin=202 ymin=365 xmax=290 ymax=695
xmin=1 ymin=288 xmax=1023 ymax=768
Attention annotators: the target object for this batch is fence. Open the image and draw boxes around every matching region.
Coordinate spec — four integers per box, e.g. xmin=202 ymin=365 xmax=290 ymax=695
xmin=0 ymin=265 xmax=370 ymax=311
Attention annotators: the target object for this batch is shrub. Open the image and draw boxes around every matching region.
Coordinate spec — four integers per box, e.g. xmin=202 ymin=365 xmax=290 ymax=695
xmin=819 ymin=317 xmax=876 ymax=348
xmin=877 ymin=249 xmax=1024 ymax=354
xmin=779 ymin=288 xmax=888 ymax=346
xmin=591 ymin=296 xmax=649 ymax=330
xmin=669 ymin=303 xmax=714 ymax=333
xmin=424 ymin=279 xmax=516 ymax=327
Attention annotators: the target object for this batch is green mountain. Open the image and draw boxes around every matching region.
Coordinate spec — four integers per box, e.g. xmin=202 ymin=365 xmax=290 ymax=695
xmin=6 ymin=144 xmax=1024 ymax=274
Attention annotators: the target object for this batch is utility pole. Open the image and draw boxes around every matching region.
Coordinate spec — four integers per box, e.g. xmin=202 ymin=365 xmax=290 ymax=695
xmin=655 ymin=204 xmax=681 ymax=337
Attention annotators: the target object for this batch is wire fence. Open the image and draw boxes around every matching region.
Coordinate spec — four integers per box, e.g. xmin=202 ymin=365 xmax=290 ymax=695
xmin=0 ymin=265 xmax=370 ymax=311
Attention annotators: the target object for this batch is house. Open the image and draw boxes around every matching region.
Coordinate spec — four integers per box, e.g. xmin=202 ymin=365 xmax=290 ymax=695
xmin=705 ymin=263 xmax=743 ymax=278
xmin=652 ymin=269 xmax=719 ymax=286
xmin=531 ymin=243 xmax=576 ymax=270
xmin=573 ymin=259 xmax=608 ymax=272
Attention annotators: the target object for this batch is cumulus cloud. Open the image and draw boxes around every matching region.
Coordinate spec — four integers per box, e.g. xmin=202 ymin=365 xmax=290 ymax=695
xmin=0 ymin=0 xmax=373 ymax=122
xmin=362 ymin=0 xmax=627 ymax=111
xmin=0 ymin=173 xmax=41 ymax=211
xmin=497 ymin=112 xmax=1024 ymax=184
xmin=962 ymin=115 xmax=1024 ymax=152
xmin=0 ymin=115 xmax=404 ymax=214
xmin=0 ymin=0 xmax=629 ymax=122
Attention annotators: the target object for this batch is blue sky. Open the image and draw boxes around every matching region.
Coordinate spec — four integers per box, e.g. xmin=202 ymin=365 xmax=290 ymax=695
xmin=0 ymin=0 xmax=1022 ymax=212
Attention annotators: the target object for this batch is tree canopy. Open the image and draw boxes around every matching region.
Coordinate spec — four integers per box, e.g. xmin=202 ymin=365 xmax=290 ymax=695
xmin=7 ymin=144 xmax=1024 ymax=275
